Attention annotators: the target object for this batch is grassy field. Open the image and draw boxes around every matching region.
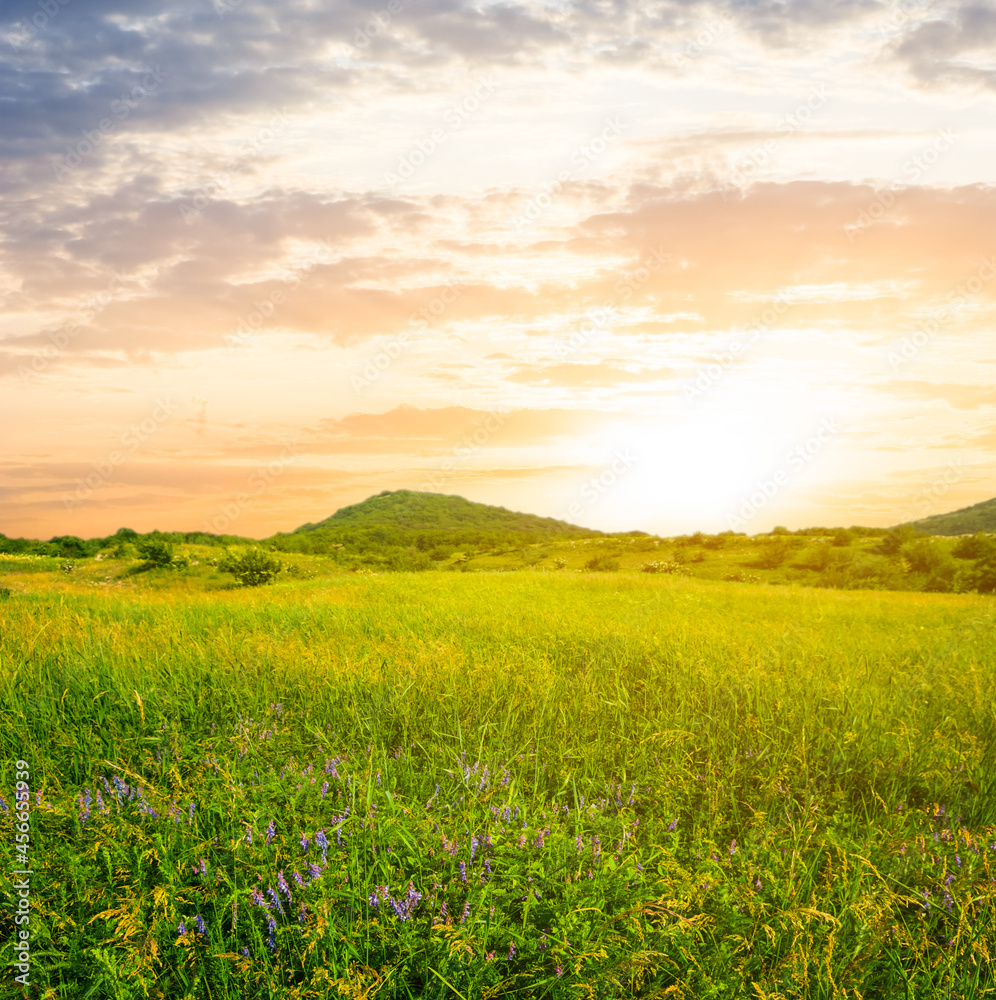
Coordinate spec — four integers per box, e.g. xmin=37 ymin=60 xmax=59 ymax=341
xmin=1 ymin=566 xmax=995 ymax=998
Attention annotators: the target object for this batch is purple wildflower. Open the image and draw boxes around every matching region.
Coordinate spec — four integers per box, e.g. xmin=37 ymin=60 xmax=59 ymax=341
xmin=177 ymin=920 xmax=187 ymax=936
xmin=245 ymin=826 xmax=253 ymax=845
xmin=200 ymin=858 xmax=208 ymax=875
xmin=277 ymin=870 xmax=293 ymax=903
xmin=316 ymin=828 xmax=329 ymax=860
xmin=307 ymin=863 xmax=322 ymax=880
xmin=242 ymin=947 xmax=249 ymax=957
xmin=265 ymin=820 xmax=275 ymax=845
xmin=300 ymin=833 xmax=310 ymax=853
xmin=266 ymin=916 xmax=276 ymax=951
xmin=195 ymin=914 xmax=208 ymax=937
xmin=667 ymin=819 xmax=678 ymax=832
xmin=188 ymin=801 xmax=195 ymax=824
xmin=321 ymin=781 xmax=329 ymax=799
xmin=266 ymin=886 xmax=284 ymax=915
xmin=507 ymin=942 xmax=516 ymax=961
xmin=293 ymin=870 xmax=305 ymax=887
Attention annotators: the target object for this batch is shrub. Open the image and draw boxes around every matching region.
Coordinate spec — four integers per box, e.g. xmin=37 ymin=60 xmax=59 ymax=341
xmin=756 ymin=537 xmax=793 ymax=569
xmin=969 ymin=554 xmax=996 ymax=594
xmin=585 ymin=555 xmax=620 ymax=572
xmin=640 ymin=561 xmax=686 ymax=575
xmin=831 ymin=528 xmax=853 ymax=547
xmin=899 ymin=538 xmax=948 ymax=574
xmin=220 ymin=548 xmax=283 ymax=587
xmin=137 ymin=537 xmax=174 ymax=568
xmin=724 ymin=571 xmax=760 ymax=583
xmin=875 ymin=525 xmax=919 ymax=556
xmin=953 ymin=533 xmax=996 ymax=560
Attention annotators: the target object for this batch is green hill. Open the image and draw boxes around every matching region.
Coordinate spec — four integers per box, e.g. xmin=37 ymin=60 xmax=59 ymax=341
xmin=902 ymin=497 xmax=996 ymax=536
xmin=290 ymin=490 xmax=596 ymax=536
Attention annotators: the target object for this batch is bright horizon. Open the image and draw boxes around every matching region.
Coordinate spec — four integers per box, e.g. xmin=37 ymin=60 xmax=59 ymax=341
xmin=2 ymin=0 xmax=995 ymax=540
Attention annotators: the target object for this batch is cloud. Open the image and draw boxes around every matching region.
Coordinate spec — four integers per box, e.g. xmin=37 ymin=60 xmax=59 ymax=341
xmin=309 ymin=404 xmax=605 ymax=454
xmin=889 ymin=4 xmax=996 ymax=92
xmin=880 ymin=380 xmax=996 ymax=410
xmin=507 ymin=362 xmax=677 ymax=386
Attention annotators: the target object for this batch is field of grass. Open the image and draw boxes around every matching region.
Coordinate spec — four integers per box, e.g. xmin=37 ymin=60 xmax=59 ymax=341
xmin=1 ymin=566 xmax=995 ymax=998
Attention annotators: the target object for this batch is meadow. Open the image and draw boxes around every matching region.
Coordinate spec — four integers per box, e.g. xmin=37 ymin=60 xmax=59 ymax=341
xmin=1 ymin=565 xmax=995 ymax=998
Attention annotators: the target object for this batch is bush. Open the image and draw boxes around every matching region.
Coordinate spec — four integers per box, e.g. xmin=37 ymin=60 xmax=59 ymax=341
xmin=969 ymin=554 xmax=996 ymax=594
xmin=640 ymin=561 xmax=685 ymax=575
xmin=875 ymin=525 xmax=919 ymax=556
xmin=137 ymin=537 xmax=174 ymax=568
xmin=756 ymin=537 xmax=794 ymax=569
xmin=899 ymin=538 xmax=948 ymax=574
xmin=220 ymin=548 xmax=283 ymax=587
xmin=585 ymin=555 xmax=620 ymax=572
xmin=831 ymin=528 xmax=853 ymax=547
xmin=953 ymin=533 xmax=996 ymax=560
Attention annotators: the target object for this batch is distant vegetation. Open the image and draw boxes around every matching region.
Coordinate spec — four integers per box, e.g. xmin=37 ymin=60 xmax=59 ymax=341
xmin=2 ymin=491 xmax=996 ymax=595
xmin=904 ymin=495 xmax=996 ymax=535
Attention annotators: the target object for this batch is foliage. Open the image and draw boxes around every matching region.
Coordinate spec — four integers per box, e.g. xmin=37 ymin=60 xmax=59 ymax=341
xmin=585 ymin=554 xmax=620 ymax=571
xmin=640 ymin=561 xmax=686 ymax=575
xmin=953 ymin=533 xmax=996 ymax=560
xmin=906 ymin=495 xmax=996 ymax=536
xmin=136 ymin=536 xmax=175 ymax=569
xmin=219 ymin=547 xmax=283 ymax=586
xmin=294 ymin=489 xmax=598 ymax=537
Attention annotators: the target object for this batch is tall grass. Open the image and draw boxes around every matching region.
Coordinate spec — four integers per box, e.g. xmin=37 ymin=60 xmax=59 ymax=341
xmin=1 ymin=572 xmax=994 ymax=997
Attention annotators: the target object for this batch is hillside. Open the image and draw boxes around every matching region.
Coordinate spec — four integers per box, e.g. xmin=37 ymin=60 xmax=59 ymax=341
xmin=903 ymin=496 xmax=996 ymax=536
xmin=290 ymin=489 xmax=597 ymax=536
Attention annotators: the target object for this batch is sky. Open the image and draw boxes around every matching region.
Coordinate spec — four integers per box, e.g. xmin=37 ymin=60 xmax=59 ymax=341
xmin=1 ymin=0 xmax=995 ymax=539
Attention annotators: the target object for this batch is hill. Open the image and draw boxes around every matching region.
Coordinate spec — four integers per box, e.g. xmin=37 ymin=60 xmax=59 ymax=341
xmin=290 ymin=490 xmax=597 ymax=536
xmin=902 ymin=496 xmax=996 ymax=536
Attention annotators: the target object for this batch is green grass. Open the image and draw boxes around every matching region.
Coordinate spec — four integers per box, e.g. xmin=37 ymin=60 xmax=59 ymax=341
xmin=1 ymin=569 xmax=994 ymax=998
